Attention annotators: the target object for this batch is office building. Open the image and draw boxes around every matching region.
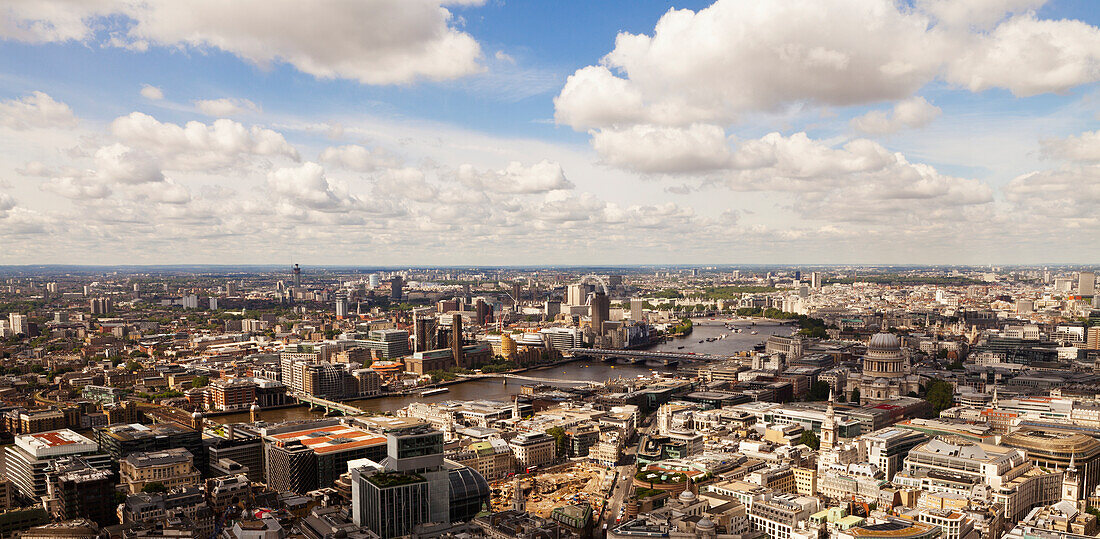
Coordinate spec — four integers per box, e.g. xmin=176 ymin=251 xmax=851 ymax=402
xmin=118 ymin=486 xmax=214 ymax=536
xmin=94 ymin=423 xmax=206 ymax=475
xmin=390 ymin=276 xmax=403 ymax=300
xmin=350 ymin=422 xmax=489 ymax=538
xmin=5 ymin=430 xmax=112 ymax=502
xmin=120 ymin=448 xmax=200 ymax=494
xmin=365 ymin=329 xmax=411 ymax=359
xmin=590 ymin=291 xmax=610 ymax=335
xmin=207 ymin=425 xmax=265 ymax=484
xmin=897 ymin=438 xmax=1061 ymax=522
xmin=1081 ymin=271 xmax=1096 ymax=296
xmin=862 ymin=428 xmax=928 ymax=482
xmin=630 ymin=299 xmax=645 ymax=321
xmin=1000 ymin=428 xmax=1100 ymax=499
xmin=293 ymin=264 xmax=301 ymax=287
xmin=205 ymin=378 xmax=257 ymax=412
xmin=509 ymin=432 xmax=555 ymax=471
xmin=261 ymin=419 xmax=387 ymax=494
xmin=540 ymin=327 xmax=582 ymax=352
xmin=43 ymin=457 xmax=116 ymax=527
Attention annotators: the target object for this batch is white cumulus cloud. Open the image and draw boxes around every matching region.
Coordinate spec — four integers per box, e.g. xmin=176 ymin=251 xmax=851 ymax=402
xmin=457 ymin=160 xmax=573 ymax=194
xmin=110 ymin=112 xmax=299 ymax=170
xmin=0 ymin=0 xmax=485 ymax=85
xmin=0 ymin=91 xmax=77 ymax=130
xmin=140 ymin=84 xmax=164 ymax=100
xmin=851 ymin=96 xmax=942 ymax=135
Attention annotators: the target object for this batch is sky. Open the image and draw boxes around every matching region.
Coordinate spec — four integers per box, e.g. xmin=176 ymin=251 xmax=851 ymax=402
xmin=0 ymin=0 xmax=1098 ymax=266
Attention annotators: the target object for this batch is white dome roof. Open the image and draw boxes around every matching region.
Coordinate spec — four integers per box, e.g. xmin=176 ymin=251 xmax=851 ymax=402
xmin=697 ymin=518 xmax=715 ymax=530
xmin=679 ymin=490 xmax=697 ymax=502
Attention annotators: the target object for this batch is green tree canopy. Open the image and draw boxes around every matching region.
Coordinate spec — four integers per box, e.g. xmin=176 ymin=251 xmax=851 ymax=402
xmin=925 ymin=379 xmax=955 ymax=414
xmin=807 ymin=381 xmax=831 ymax=401
xmin=546 ymin=426 xmax=568 ymax=458
xmin=142 ymin=482 xmax=167 ymax=494
xmin=191 ymin=375 xmax=209 ymax=389
xmin=798 ymin=430 xmax=820 ymax=450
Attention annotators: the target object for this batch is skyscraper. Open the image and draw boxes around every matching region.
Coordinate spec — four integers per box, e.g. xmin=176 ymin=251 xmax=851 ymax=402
xmin=7 ymin=313 xmax=27 ymax=335
xmin=292 ymin=264 xmax=301 ymax=287
xmin=590 ymin=292 xmax=610 ymax=336
xmin=1080 ymin=271 xmax=1096 ymax=296
xmin=474 ymin=298 xmax=492 ymax=325
xmin=413 ymin=312 xmax=438 ymax=352
xmin=811 ymin=272 xmax=822 ymax=289
xmin=630 ymin=298 xmax=644 ymax=321
xmin=390 ymin=276 xmax=404 ymax=300
xmin=335 ymin=291 xmax=348 ymax=318
xmin=566 ymin=284 xmax=586 ymax=306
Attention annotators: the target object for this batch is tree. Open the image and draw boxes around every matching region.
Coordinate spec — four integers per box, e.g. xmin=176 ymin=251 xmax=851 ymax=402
xmin=807 ymin=381 xmax=831 ymax=401
xmin=850 ymin=388 xmax=860 ymax=404
xmin=142 ymin=482 xmax=167 ymax=494
xmin=925 ymin=379 xmax=955 ymax=414
xmin=546 ymin=426 xmax=568 ymax=459
xmin=192 ymin=375 xmax=209 ymax=389
xmin=125 ymin=360 xmax=142 ymax=372
xmin=798 ymin=430 xmax=820 ymax=450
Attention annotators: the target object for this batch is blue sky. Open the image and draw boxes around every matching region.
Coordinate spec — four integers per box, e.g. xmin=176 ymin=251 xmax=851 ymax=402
xmin=0 ymin=0 xmax=1098 ymax=265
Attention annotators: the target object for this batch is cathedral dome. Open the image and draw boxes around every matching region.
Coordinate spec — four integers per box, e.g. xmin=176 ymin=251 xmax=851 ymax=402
xmin=868 ymin=333 xmax=900 ymax=350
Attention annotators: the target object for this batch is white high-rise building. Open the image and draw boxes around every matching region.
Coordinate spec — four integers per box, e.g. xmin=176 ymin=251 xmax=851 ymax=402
xmin=8 ymin=313 xmax=27 ymax=335
xmin=566 ymin=284 xmax=585 ymax=306
xmin=810 ymin=272 xmax=822 ymax=289
xmin=336 ymin=294 xmax=349 ymax=318
xmin=368 ymin=274 xmax=380 ymax=288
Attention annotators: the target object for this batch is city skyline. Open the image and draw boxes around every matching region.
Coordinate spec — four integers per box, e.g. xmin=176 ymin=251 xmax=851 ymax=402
xmin=1 ymin=0 xmax=1100 ymax=264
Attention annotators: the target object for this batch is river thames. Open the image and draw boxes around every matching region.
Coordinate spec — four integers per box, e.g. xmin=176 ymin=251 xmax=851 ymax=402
xmin=210 ymin=318 xmax=791 ymax=424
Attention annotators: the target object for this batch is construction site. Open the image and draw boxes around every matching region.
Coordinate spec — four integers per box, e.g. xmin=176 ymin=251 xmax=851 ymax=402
xmin=489 ymin=462 xmax=617 ymax=518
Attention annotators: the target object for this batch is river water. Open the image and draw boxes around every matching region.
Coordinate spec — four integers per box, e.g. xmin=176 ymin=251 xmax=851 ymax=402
xmin=210 ymin=318 xmax=791 ymax=424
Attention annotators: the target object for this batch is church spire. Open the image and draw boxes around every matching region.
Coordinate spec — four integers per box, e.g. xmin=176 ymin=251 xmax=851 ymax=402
xmin=1063 ymin=452 xmax=1081 ymax=503
xmin=822 ymin=387 xmax=837 ymax=451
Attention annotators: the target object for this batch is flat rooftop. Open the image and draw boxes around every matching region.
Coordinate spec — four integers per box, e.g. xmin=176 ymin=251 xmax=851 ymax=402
xmin=14 ymin=429 xmax=97 ymax=458
xmin=269 ymin=424 xmax=385 ymax=455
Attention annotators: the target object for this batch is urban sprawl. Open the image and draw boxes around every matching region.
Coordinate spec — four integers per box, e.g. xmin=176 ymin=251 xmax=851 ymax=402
xmin=0 ymin=266 xmax=1097 ymax=539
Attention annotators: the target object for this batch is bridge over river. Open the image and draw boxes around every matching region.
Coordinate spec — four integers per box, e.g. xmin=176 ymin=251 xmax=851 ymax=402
xmin=566 ymin=347 xmax=735 ymax=364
